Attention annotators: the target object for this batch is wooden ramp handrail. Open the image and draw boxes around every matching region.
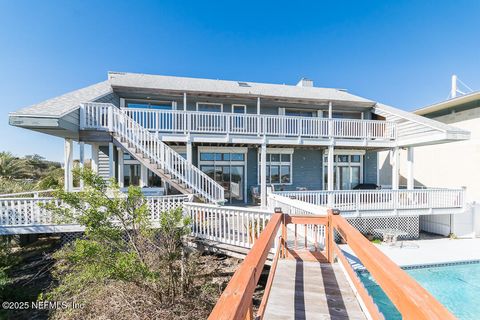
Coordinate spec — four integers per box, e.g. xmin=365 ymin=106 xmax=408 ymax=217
xmin=208 ymin=213 xmax=283 ymax=320
xmin=330 ymin=213 xmax=456 ymax=320
xmin=209 ymin=209 xmax=457 ymax=320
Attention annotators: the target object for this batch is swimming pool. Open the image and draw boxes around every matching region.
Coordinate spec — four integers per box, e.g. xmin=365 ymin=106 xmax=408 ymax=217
xmin=358 ymin=261 xmax=480 ymax=320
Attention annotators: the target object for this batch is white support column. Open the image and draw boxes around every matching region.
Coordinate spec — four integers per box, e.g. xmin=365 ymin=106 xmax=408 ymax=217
xmin=183 ymin=92 xmax=187 ymax=111
xmin=186 ymin=141 xmax=192 ymax=165
xmin=79 ymin=142 xmax=85 ymax=189
xmin=140 ymin=165 xmax=148 ymax=187
xmin=260 ymin=144 xmax=267 ymax=208
xmin=91 ymin=143 xmax=99 ymax=173
xmin=327 ymin=145 xmax=334 ymax=206
xmin=391 ymin=147 xmax=400 ymax=190
xmin=108 ymin=142 xmax=114 ymax=179
xmin=328 ymin=101 xmax=333 ymax=137
xmin=64 ymin=139 xmax=74 ymax=191
xmin=257 ymin=97 xmax=262 ymax=137
xmin=327 ymin=145 xmax=334 ymax=191
xmin=117 ymin=147 xmax=124 ymax=188
xmin=407 ymin=147 xmax=414 ymax=190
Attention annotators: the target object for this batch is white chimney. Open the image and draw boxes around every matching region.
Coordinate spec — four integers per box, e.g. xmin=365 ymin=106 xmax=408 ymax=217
xmin=296 ymin=78 xmax=314 ymax=87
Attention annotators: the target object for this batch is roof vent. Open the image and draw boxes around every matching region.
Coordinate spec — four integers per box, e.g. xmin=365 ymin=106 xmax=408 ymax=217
xmin=296 ymin=78 xmax=313 ymax=87
xmin=238 ymin=81 xmax=251 ymax=87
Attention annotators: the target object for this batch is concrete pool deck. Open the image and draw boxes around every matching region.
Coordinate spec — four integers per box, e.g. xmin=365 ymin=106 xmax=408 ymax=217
xmin=341 ymin=237 xmax=480 ymax=268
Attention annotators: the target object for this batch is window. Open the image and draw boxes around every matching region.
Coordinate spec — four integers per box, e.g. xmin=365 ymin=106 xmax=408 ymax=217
xmin=323 ymin=151 xmax=363 ymax=190
xmin=198 ymin=148 xmax=247 ymax=202
xmin=324 ymin=111 xmax=362 ymax=119
xmin=258 ymin=150 xmax=293 ymax=185
xmin=124 ymin=164 xmax=141 ymax=187
xmin=200 ymin=152 xmax=244 ymax=161
xmin=285 ymin=109 xmax=315 ymax=117
xmin=126 ymin=100 xmax=173 ymax=110
xmin=196 ymin=102 xmax=223 ymax=112
xmin=232 ymin=104 xmax=246 ymax=113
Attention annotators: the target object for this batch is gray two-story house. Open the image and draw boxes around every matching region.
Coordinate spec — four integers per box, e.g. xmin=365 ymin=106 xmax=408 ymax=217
xmin=8 ymin=72 xmax=469 ymax=238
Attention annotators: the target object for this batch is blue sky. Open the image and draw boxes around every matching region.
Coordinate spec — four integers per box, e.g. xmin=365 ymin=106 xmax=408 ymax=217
xmin=0 ymin=0 xmax=479 ymax=161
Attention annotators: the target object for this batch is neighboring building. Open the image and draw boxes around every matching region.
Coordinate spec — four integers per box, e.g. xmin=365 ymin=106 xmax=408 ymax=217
xmin=8 ymin=72 xmax=470 ymax=237
xmin=411 ymin=90 xmax=480 ymax=237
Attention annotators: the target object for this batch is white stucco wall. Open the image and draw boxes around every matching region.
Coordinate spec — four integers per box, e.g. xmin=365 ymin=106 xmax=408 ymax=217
xmin=379 ymin=107 xmax=480 ymax=237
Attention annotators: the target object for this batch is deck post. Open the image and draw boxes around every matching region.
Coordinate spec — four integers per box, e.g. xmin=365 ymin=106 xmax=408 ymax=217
xmin=257 ymin=97 xmax=261 ymax=136
xmin=327 ymin=209 xmax=334 ymax=263
xmin=407 ymin=147 xmax=414 ymax=190
xmin=108 ymin=142 xmax=115 ymax=179
xmin=91 ymin=143 xmax=99 ymax=173
xmin=63 ymin=139 xmax=74 ymax=191
xmin=327 ymin=145 xmax=334 ymax=205
xmin=186 ymin=140 xmax=192 ymax=165
xmin=79 ymin=142 xmax=85 ymax=189
xmin=117 ymin=147 xmax=124 ymax=187
xmin=391 ymin=147 xmax=400 ymax=190
xmin=140 ymin=164 xmax=148 ymax=187
xmin=260 ymin=143 xmax=267 ymax=208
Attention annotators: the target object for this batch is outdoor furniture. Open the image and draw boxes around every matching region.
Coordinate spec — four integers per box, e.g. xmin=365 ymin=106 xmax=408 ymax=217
xmin=251 ymin=186 xmax=260 ymax=204
xmin=374 ymin=228 xmax=408 ymax=246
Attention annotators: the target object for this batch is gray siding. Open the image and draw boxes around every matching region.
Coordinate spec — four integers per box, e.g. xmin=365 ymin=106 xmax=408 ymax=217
xmin=363 ymin=151 xmax=378 ymax=185
xmin=98 ymin=146 xmax=110 ymax=179
xmin=246 ymin=148 xmax=258 ymax=202
xmin=95 ymin=91 xmax=121 ymax=107
xmin=286 ymin=149 xmax=323 ymax=191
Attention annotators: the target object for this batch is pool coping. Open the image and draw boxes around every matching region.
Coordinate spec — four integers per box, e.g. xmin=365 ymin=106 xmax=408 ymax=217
xmin=355 ymin=259 xmax=480 ymax=274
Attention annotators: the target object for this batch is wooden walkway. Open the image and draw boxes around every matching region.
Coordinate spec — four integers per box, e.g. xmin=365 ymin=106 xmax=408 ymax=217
xmin=263 ymin=257 xmax=366 ymax=320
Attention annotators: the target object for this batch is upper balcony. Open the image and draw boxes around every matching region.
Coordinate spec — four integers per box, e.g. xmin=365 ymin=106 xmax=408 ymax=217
xmin=118 ymin=107 xmax=397 ymax=147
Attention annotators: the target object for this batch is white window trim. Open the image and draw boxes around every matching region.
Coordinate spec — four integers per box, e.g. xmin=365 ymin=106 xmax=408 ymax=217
xmin=322 ymin=150 xmax=364 ymax=190
xmin=124 ymin=99 xmax=175 ymax=109
xmin=257 ymin=148 xmax=294 ymax=185
xmin=232 ymin=104 xmax=246 ymax=113
xmin=197 ymin=146 xmax=248 ymax=203
xmin=284 ymin=108 xmax=316 ymax=117
xmin=196 ymin=102 xmax=224 ymax=112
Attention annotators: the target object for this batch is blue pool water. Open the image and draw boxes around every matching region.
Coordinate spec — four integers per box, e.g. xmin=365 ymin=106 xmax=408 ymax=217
xmin=357 ymin=261 xmax=480 ymax=320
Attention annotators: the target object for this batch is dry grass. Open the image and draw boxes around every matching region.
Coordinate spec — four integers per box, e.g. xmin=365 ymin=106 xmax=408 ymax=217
xmin=50 ymin=253 xmax=241 ymax=320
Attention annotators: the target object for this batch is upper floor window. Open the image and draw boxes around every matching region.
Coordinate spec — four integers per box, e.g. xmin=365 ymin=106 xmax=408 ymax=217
xmin=126 ymin=100 xmax=173 ymax=110
xmin=324 ymin=111 xmax=362 ymax=119
xmin=285 ymin=109 xmax=315 ymax=117
xmin=197 ymin=102 xmax=223 ymax=112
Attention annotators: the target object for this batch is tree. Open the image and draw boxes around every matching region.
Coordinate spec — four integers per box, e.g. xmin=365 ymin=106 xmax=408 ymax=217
xmin=0 ymin=152 xmax=30 ymax=180
xmin=45 ymin=168 xmax=192 ymax=306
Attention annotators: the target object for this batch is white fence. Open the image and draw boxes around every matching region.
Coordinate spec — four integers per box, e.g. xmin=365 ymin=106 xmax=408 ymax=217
xmin=0 ymin=195 xmax=190 ymax=234
xmin=184 ymin=202 xmax=272 ymax=249
xmin=121 ymin=108 xmax=397 ymax=141
xmin=273 ymin=188 xmax=465 ymax=216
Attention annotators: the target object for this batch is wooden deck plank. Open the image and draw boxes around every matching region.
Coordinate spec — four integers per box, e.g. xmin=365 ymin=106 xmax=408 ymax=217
xmin=263 ymin=259 xmax=367 ymax=320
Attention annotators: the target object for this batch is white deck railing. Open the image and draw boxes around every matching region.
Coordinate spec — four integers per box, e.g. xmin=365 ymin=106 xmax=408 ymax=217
xmin=81 ymin=103 xmax=225 ymax=204
xmin=267 ymin=193 xmax=329 ymax=247
xmin=184 ymin=202 xmax=272 ymax=249
xmin=121 ymin=108 xmax=397 ymax=141
xmin=273 ymin=189 xmax=465 ymax=214
xmin=0 ymin=195 xmax=190 ymax=231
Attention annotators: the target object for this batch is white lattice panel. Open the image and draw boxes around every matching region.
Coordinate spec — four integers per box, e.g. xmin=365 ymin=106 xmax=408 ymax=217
xmin=346 ymin=215 xmax=419 ymax=239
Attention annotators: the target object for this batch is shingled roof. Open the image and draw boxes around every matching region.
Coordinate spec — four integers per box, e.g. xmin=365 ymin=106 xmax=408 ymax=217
xmin=108 ymin=71 xmax=374 ymax=105
xmin=11 ymin=80 xmax=112 ymax=117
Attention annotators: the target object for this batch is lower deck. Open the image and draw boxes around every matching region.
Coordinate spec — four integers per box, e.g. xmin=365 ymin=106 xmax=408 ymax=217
xmin=263 ymin=258 xmax=367 ymax=319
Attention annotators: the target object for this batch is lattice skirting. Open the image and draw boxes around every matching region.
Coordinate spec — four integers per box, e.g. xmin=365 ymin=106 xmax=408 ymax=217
xmin=345 ymin=215 xmax=419 ymax=240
